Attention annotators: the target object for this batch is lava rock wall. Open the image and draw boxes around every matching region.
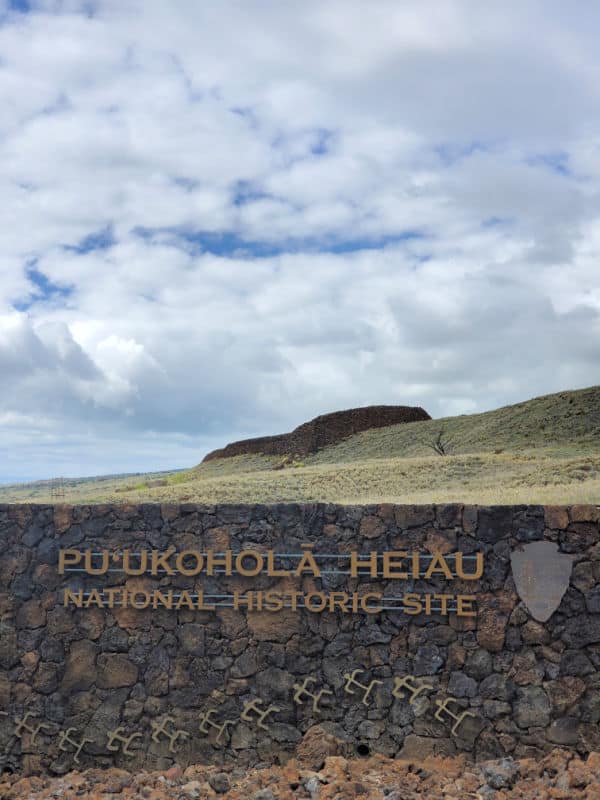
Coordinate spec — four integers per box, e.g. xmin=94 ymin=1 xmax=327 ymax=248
xmin=0 ymin=502 xmax=599 ymax=775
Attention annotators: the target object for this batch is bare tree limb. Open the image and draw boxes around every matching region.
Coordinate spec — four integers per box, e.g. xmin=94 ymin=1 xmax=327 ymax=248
xmin=419 ymin=426 xmax=452 ymax=456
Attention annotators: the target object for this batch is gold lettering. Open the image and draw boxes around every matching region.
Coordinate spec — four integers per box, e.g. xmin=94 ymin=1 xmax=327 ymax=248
xmin=197 ymin=590 xmax=216 ymax=611
xmin=434 ymin=593 xmax=453 ymax=615
xmin=350 ymin=551 xmax=377 ymax=578
xmin=85 ymin=588 xmax=104 ymax=608
xmin=233 ymin=591 xmax=254 ymax=610
xmin=264 ymin=591 xmax=284 ymax=611
xmin=151 ymin=548 xmax=176 ymax=576
xmin=411 ymin=551 xmax=420 ymax=577
xmin=294 ymin=545 xmax=321 ymax=577
xmin=457 ymin=595 xmax=477 ymax=617
xmin=63 ymin=588 xmax=83 ymax=607
xmin=59 ymin=549 xmax=484 ymax=617
xmin=329 ymin=592 xmax=349 ymax=613
xmin=58 ymin=549 xmax=82 ymax=574
xmin=288 ymin=591 xmax=304 ymax=611
xmin=403 ymin=593 xmax=422 ymax=615
xmin=131 ymin=591 xmax=150 ymax=609
xmin=206 ymin=550 xmax=233 ymax=576
xmin=175 ymin=550 xmax=204 ymax=576
xmin=84 ymin=550 xmax=110 ymax=576
xmin=382 ymin=551 xmax=408 ymax=579
xmin=121 ymin=549 xmax=148 ymax=576
xmin=266 ymin=551 xmax=290 ymax=577
xmin=174 ymin=591 xmax=194 ymax=610
xmin=305 ymin=592 xmax=327 ymax=612
xmin=424 ymin=553 xmax=453 ymax=580
xmin=235 ymin=550 xmax=264 ymax=576
xmin=153 ymin=590 xmax=174 ymax=609
xmin=455 ymin=552 xmax=483 ymax=580
xmin=360 ymin=593 xmax=382 ymax=614
xmin=104 ymin=587 xmax=123 ymax=608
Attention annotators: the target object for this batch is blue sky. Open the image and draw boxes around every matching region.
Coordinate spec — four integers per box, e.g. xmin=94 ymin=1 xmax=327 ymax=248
xmin=1 ymin=0 xmax=600 ymax=481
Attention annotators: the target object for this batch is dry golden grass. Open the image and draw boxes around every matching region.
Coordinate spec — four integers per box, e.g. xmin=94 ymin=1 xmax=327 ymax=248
xmin=2 ymin=385 xmax=599 ymax=505
xmin=3 ymin=448 xmax=598 ymax=505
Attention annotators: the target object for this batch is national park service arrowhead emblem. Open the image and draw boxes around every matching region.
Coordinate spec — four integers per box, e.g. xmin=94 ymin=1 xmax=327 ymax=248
xmin=510 ymin=541 xmax=574 ymax=622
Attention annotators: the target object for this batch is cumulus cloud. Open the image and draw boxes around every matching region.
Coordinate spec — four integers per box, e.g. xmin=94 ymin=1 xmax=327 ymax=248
xmin=0 ymin=0 xmax=599 ymax=480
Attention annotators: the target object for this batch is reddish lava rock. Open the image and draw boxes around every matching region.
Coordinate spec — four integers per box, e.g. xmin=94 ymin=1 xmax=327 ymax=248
xmin=1 ymin=749 xmax=600 ymax=799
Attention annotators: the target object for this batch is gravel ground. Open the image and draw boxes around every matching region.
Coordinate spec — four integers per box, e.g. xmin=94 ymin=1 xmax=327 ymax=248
xmin=2 ymin=748 xmax=600 ymax=800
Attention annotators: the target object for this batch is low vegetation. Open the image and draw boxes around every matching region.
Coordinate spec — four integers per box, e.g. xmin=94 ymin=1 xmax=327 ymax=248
xmin=1 ymin=386 xmax=599 ymax=505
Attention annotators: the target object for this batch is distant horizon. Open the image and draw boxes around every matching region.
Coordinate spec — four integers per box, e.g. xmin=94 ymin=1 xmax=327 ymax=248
xmin=3 ymin=381 xmax=597 ymax=486
xmin=0 ymin=466 xmax=188 ymax=488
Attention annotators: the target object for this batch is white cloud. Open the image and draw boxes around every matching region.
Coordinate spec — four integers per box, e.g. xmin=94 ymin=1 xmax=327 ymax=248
xmin=0 ymin=0 xmax=599 ymax=480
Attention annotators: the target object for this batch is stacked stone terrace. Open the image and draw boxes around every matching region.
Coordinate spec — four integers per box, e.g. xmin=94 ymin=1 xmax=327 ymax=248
xmin=202 ymin=405 xmax=431 ymax=461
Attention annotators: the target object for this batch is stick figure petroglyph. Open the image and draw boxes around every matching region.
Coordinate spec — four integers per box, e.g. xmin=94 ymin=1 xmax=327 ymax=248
xmin=151 ymin=716 xmax=190 ymax=753
xmin=240 ymin=699 xmax=281 ymax=730
xmin=392 ymin=675 xmax=434 ymax=706
xmin=434 ymin=697 xmax=477 ymax=736
xmin=106 ymin=726 xmax=144 ymax=757
xmin=292 ymin=677 xmax=333 ymax=714
xmin=58 ymin=728 xmax=93 ymax=764
xmin=343 ymin=669 xmax=383 ymax=706
xmin=198 ymin=710 xmax=236 ymax=744
xmin=14 ymin=712 xmax=52 ymax=745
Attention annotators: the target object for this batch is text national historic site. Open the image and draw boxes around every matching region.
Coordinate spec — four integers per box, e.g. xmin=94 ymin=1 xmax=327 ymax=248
xmin=59 ymin=545 xmax=483 ymax=616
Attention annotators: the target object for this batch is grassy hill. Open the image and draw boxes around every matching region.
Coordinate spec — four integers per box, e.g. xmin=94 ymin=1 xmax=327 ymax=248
xmin=2 ymin=385 xmax=599 ymax=505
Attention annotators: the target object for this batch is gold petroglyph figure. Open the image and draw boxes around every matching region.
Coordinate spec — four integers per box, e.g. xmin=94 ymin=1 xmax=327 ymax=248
xmin=106 ymin=726 xmax=144 ymax=757
xmin=343 ymin=669 xmax=383 ymax=706
xmin=240 ymin=699 xmax=281 ymax=730
xmin=151 ymin=716 xmax=190 ymax=753
xmin=392 ymin=675 xmax=434 ymax=705
xmin=292 ymin=676 xmax=333 ymax=713
xmin=198 ymin=709 xmax=236 ymax=744
xmin=58 ymin=728 xmax=93 ymax=764
xmin=14 ymin=712 xmax=52 ymax=744
xmin=434 ymin=697 xmax=477 ymax=736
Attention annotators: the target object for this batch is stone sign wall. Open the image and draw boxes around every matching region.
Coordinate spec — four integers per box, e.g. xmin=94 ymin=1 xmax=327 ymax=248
xmin=0 ymin=502 xmax=599 ymax=775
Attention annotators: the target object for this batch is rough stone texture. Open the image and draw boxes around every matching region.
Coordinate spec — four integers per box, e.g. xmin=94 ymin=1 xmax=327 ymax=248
xmin=202 ymin=405 xmax=431 ymax=461
xmin=513 ymin=686 xmax=552 ymax=728
xmin=96 ymin=654 xmax=138 ymax=689
xmin=476 ymin=592 xmax=513 ymax=652
xmin=3 ymin=750 xmax=600 ymax=800
xmin=0 ymin=502 xmax=599 ymax=777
